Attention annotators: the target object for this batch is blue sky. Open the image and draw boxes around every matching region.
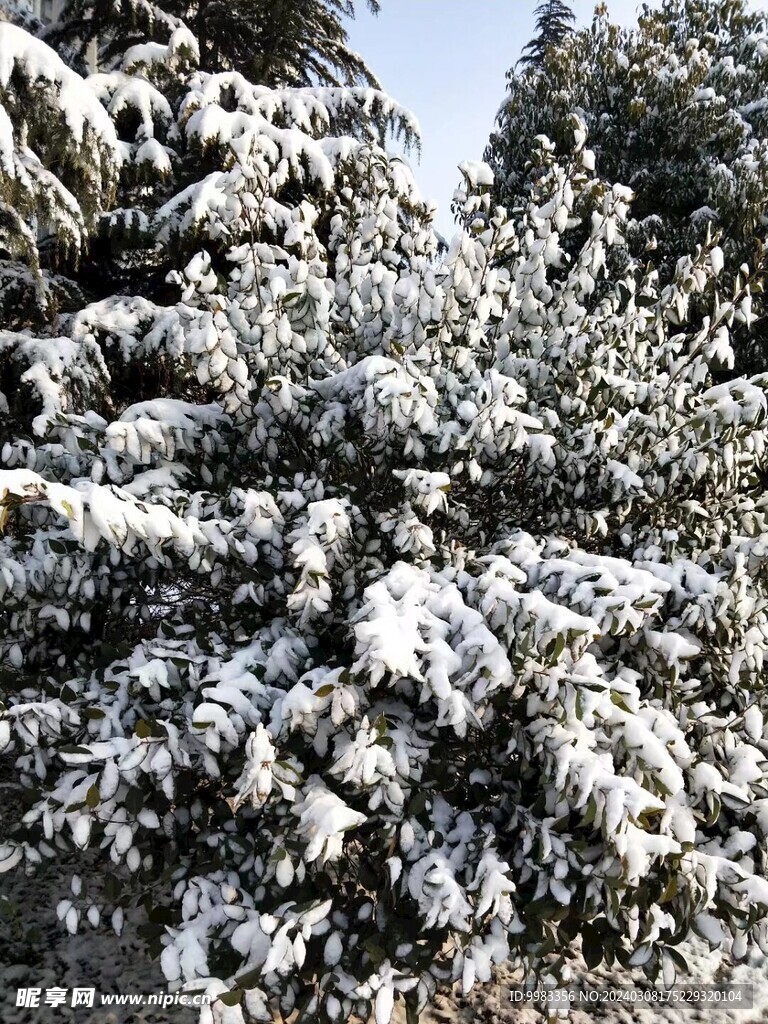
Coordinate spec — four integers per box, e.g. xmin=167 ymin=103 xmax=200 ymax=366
xmin=346 ymin=1 xmax=658 ymax=237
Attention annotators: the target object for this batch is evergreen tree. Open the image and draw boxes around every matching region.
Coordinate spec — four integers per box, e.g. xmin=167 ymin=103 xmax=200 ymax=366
xmin=485 ymin=0 xmax=768 ymax=372
xmin=2 ymin=23 xmax=768 ymax=1023
xmin=518 ymin=0 xmax=575 ymax=68
xmin=50 ymin=17 xmax=417 ymax=336
xmin=49 ymin=0 xmax=382 ymax=88
xmin=45 ymin=0 xmax=408 ymax=319
xmin=0 ymin=22 xmax=118 ymax=329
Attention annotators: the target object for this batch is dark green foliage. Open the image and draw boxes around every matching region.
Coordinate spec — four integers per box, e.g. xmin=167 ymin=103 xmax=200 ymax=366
xmin=485 ymin=0 xmax=768 ymax=372
xmin=49 ymin=0 xmax=381 ymax=87
xmin=518 ymin=0 xmax=575 ymax=68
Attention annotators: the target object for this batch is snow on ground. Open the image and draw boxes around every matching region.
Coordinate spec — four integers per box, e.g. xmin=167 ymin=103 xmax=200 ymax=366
xmin=406 ymin=942 xmax=768 ymax=1024
xmin=0 ymin=778 xmax=197 ymax=1024
xmin=0 ymin=853 xmax=197 ymax=1024
xmin=2 ymin=784 xmax=767 ymax=1024
xmin=3 ymin=859 xmax=767 ymax=1024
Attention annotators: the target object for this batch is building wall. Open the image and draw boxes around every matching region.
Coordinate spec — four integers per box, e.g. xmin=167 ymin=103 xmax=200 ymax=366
xmin=33 ymin=0 xmax=64 ymax=26
xmin=0 ymin=0 xmax=98 ymax=70
xmin=0 ymin=0 xmax=35 ymax=22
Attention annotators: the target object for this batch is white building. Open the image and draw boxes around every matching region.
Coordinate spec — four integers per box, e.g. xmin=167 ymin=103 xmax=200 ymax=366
xmin=35 ymin=0 xmax=64 ymax=25
xmin=0 ymin=0 xmax=97 ymax=69
xmin=0 ymin=0 xmax=65 ymax=24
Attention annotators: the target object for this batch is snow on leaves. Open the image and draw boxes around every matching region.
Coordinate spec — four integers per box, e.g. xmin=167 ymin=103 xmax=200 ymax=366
xmin=1 ymin=21 xmax=768 ymax=1024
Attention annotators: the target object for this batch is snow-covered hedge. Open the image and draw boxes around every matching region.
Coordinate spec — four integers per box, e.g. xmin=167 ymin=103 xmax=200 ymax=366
xmin=1 ymin=23 xmax=768 ymax=1024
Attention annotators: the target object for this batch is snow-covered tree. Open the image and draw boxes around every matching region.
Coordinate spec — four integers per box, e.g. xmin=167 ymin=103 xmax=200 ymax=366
xmin=518 ymin=0 xmax=575 ymax=69
xmin=51 ymin=0 xmax=383 ymax=89
xmin=2 ymin=20 xmax=768 ymax=1024
xmin=0 ymin=22 xmax=118 ymax=327
xmin=486 ymin=0 xmax=768 ymax=372
xmin=49 ymin=16 xmax=417 ymax=319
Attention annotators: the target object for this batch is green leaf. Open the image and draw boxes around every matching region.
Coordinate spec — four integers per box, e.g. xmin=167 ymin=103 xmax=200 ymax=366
xmin=408 ymin=791 xmax=428 ymax=816
xmin=86 ymin=784 xmax=100 ymax=809
xmin=575 ymin=689 xmax=584 ymax=721
xmin=234 ymin=967 xmax=263 ymax=990
xmin=705 ymin=793 xmax=721 ymax=825
xmin=659 ymin=875 xmax=678 ymax=904
xmin=363 ymin=938 xmax=385 ymax=966
xmin=314 ymin=684 xmax=336 ymax=698
xmin=126 ymin=787 xmax=144 ymax=816
xmin=582 ymin=924 xmax=603 ymax=969
xmin=405 ymin=996 xmax=420 ymax=1024
xmin=545 ymin=633 xmax=566 ymax=661
xmin=358 ymin=860 xmax=379 ymax=890
xmin=666 ymin=946 xmax=688 ymax=974
xmin=580 ymin=796 xmax=597 ymax=828
xmin=217 ymin=990 xmax=243 ymax=1007
xmin=610 ymin=692 xmax=631 ymax=713
xmin=148 ymin=905 xmax=177 ymax=925
xmin=104 ymin=874 xmax=120 ymax=901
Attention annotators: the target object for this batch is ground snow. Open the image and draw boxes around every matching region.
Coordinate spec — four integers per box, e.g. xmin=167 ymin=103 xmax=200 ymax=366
xmin=399 ymin=942 xmax=768 ymax=1024
xmin=2 ymin=843 xmax=768 ymax=1024
xmin=0 ymin=858 xmax=196 ymax=1023
xmin=2 ymin=779 xmax=767 ymax=1024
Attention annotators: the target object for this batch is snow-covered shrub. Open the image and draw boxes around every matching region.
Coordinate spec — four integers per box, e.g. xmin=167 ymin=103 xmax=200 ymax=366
xmin=2 ymin=23 xmax=768 ymax=1024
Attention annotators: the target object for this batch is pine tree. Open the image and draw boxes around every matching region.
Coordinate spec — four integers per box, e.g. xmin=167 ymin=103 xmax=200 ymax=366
xmin=3 ymin=20 xmax=768 ymax=1024
xmin=0 ymin=21 xmax=118 ymax=329
xmin=49 ymin=0 xmax=382 ymax=88
xmin=518 ymin=0 xmax=575 ymax=68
